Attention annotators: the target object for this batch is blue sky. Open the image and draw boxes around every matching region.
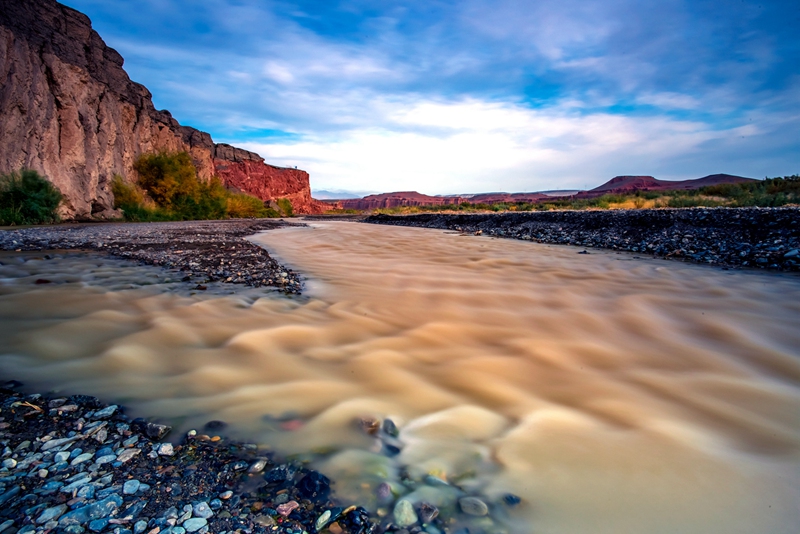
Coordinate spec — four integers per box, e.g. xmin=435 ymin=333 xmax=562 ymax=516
xmin=65 ymin=0 xmax=799 ymax=194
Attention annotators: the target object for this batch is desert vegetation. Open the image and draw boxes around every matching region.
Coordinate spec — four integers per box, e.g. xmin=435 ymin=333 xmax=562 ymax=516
xmin=113 ymin=152 xmax=289 ymax=221
xmin=0 ymin=169 xmax=63 ymax=226
xmin=368 ymin=174 xmax=799 ymax=215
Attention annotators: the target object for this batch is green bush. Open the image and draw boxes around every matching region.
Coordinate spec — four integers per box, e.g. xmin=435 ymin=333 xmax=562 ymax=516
xmin=275 ymin=198 xmax=294 ymax=217
xmin=227 ymin=192 xmax=279 ymax=218
xmin=113 ymin=152 xmax=282 ymax=221
xmin=0 ymin=169 xmax=62 ymax=225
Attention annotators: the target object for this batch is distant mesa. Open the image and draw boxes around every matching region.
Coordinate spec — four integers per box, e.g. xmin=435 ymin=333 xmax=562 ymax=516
xmin=576 ymin=174 xmax=757 ymax=199
xmin=329 ymin=174 xmax=757 ymax=210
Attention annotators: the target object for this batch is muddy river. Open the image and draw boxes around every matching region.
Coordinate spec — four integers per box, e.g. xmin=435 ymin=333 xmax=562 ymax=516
xmin=1 ymin=221 xmax=798 ymax=533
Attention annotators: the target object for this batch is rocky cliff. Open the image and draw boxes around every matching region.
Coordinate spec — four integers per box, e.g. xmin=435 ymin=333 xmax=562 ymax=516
xmin=0 ymin=0 xmax=325 ymax=218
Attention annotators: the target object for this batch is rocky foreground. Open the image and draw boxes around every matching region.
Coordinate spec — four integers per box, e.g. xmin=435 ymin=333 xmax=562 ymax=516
xmin=0 ymin=385 xmax=516 ymax=534
xmin=0 ymin=220 xmax=304 ymax=293
xmin=366 ymin=207 xmax=800 ymax=271
xmin=0 ymin=385 xmax=374 ymax=534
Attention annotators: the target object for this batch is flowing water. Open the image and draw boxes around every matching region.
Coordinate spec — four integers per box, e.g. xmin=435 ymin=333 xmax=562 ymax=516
xmin=1 ymin=221 xmax=799 ymax=534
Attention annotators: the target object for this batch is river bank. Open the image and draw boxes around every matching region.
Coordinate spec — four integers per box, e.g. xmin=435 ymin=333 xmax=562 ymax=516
xmin=0 ymin=220 xmax=305 ymax=294
xmin=0 ymin=384 xmax=377 ymax=534
xmin=365 ymin=207 xmax=800 ymax=271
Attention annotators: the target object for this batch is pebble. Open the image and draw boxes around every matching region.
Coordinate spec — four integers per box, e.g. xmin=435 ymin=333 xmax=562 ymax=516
xmin=95 ymin=454 xmax=116 ymax=465
xmin=418 ymin=503 xmax=439 ymax=524
xmin=71 ymin=452 xmax=94 ymax=465
xmin=2 ymin=459 xmax=16 ymax=469
xmin=276 ymin=500 xmax=299 ymax=516
xmin=156 ymin=443 xmax=174 ymax=456
xmin=117 ymin=448 xmax=141 ymax=463
xmin=315 ymin=510 xmax=332 ymax=531
xmin=247 ymin=459 xmax=268 ymax=473
xmin=192 ymin=501 xmax=214 ymax=519
xmin=182 ymin=519 xmax=207 ymax=533
xmin=93 ymin=405 xmax=118 ymax=419
xmin=219 ymin=490 xmax=233 ymax=500
xmin=36 ymin=504 xmax=68 ymax=524
xmin=123 ymin=479 xmax=141 ymax=495
xmin=393 ymin=500 xmax=418 ymax=527
xmin=59 ymin=494 xmax=123 ymax=525
xmin=458 ymin=497 xmax=489 ymax=516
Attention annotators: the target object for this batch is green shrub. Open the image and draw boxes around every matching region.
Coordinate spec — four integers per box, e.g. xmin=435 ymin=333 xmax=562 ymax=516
xmin=227 ymin=192 xmax=279 ymax=218
xmin=114 ymin=152 xmax=282 ymax=221
xmin=0 ymin=169 xmax=62 ymax=225
xmin=275 ymin=198 xmax=294 ymax=217
xmin=133 ymin=152 xmax=199 ymax=210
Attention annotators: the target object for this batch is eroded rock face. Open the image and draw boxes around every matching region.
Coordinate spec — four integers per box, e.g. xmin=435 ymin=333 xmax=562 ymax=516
xmin=0 ymin=0 xmax=323 ymax=218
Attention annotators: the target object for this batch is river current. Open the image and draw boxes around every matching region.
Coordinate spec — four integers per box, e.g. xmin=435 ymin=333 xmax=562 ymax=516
xmin=1 ymin=221 xmax=798 ymax=533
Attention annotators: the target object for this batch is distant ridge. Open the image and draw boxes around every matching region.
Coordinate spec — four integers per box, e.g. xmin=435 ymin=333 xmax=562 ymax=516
xmin=329 ymin=174 xmax=758 ymax=210
xmin=577 ymin=173 xmax=757 ymax=198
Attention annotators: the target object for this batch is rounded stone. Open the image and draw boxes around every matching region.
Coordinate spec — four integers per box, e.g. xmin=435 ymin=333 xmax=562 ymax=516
xmin=123 ymin=480 xmax=141 ymax=495
xmin=393 ymin=500 xmax=418 ymax=527
xmin=458 ymin=496 xmax=489 ymax=516
xmin=192 ymin=501 xmax=214 ymax=519
xmin=182 ymin=518 xmax=207 ymax=533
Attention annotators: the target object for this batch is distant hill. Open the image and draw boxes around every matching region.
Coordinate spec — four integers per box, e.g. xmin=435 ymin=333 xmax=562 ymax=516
xmin=337 ymin=191 xmax=466 ymax=210
xmin=328 ymin=174 xmax=759 ymax=210
xmin=578 ymin=174 xmax=756 ymax=198
xmin=312 ymin=189 xmax=377 ymax=199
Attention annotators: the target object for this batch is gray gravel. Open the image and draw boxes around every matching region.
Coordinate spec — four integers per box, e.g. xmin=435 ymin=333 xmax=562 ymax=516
xmin=0 ymin=220 xmax=305 ymax=293
xmin=366 ymin=207 xmax=800 ymax=271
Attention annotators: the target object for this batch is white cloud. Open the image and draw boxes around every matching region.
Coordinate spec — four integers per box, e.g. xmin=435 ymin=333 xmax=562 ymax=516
xmin=237 ymin=97 xmax=768 ymax=194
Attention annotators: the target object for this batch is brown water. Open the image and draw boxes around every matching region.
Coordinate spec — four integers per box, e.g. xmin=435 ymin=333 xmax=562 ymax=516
xmin=1 ymin=221 xmax=799 ymax=533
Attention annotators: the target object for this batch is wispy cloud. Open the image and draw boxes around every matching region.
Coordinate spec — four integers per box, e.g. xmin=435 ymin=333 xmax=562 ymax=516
xmin=64 ymin=0 xmax=800 ymax=192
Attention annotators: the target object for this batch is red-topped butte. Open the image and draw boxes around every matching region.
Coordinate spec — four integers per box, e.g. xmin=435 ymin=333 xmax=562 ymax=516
xmin=0 ymin=0 xmax=326 ymax=218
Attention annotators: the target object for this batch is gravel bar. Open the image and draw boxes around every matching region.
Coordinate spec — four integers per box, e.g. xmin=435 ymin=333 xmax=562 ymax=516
xmin=366 ymin=207 xmax=800 ymax=271
xmin=0 ymin=384 xmax=376 ymax=534
xmin=0 ymin=220 xmax=305 ymax=294
xmin=0 ymin=385 xmax=520 ymax=534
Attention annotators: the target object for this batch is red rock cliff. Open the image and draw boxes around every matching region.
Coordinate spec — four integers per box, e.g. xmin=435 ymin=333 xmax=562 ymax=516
xmin=0 ymin=0 xmax=324 ymax=218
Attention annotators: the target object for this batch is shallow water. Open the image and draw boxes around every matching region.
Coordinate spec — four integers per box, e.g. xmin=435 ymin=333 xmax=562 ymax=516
xmin=1 ymin=222 xmax=799 ymax=533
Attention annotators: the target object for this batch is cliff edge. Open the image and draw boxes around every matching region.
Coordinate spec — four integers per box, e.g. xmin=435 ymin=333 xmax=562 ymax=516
xmin=0 ymin=0 xmax=326 ymax=218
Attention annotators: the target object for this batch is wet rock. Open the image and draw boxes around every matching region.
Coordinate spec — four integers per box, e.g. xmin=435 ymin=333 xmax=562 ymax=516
xmin=59 ymin=494 xmax=123 ymax=526
xmin=394 ymin=500 xmax=418 ymax=527
xmin=247 ymin=459 xmax=268 ymax=473
xmin=182 ymin=518 xmax=207 ymax=533
xmin=382 ymin=418 xmax=400 ymax=437
xmin=36 ymin=504 xmax=68 ymax=524
xmin=276 ymin=500 xmax=299 ymax=517
xmin=417 ymin=502 xmax=439 ymax=524
xmin=123 ymin=480 xmax=141 ymax=495
xmin=502 ymin=493 xmax=521 ymax=506
xmin=156 ymin=443 xmax=174 ymax=456
xmin=192 ymin=501 xmax=213 ymax=519
xmin=459 ymin=497 xmax=489 ymax=516
xmin=297 ymin=471 xmax=331 ymax=500
xmin=94 ymin=405 xmax=118 ymax=419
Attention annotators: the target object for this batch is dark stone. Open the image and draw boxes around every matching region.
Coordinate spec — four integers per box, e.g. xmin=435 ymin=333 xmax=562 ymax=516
xmin=502 ymin=493 xmax=521 ymax=506
xmin=68 ymin=395 xmax=102 ymax=408
xmin=382 ymin=418 xmax=399 ymax=437
xmin=296 ymin=471 xmax=330 ymax=501
xmin=204 ymin=420 xmax=227 ymax=430
xmin=340 ymin=506 xmax=370 ymax=534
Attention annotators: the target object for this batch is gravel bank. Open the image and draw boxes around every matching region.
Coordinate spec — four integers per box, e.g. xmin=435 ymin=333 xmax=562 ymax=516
xmin=0 ymin=385 xmax=374 ymax=534
xmin=366 ymin=207 xmax=800 ymax=271
xmin=0 ymin=386 xmax=517 ymax=534
xmin=0 ymin=220 xmax=304 ymax=293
